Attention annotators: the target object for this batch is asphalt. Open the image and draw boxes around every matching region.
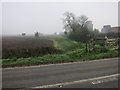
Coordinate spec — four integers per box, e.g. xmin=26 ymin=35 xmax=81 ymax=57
xmin=49 ymin=74 xmax=118 ymax=88
xmin=59 ymin=79 xmax=118 ymax=88
xmin=2 ymin=58 xmax=119 ymax=88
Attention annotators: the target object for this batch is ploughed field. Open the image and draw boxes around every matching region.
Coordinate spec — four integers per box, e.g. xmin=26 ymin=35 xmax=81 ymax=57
xmin=3 ymin=36 xmax=54 ymax=49
xmin=2 ymin=36 xmax=61 ymax=59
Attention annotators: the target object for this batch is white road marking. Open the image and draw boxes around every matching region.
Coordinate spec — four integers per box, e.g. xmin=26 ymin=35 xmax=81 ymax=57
xmin=3 ymin=57 xmax=118 ymax=70
xmin=91 ymin=77 xmax=117 ymax=85
xmin=31 ymin=73 xmax=119 ymax=88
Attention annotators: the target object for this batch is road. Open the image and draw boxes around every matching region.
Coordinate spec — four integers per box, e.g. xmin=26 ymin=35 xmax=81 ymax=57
xmin=2 ymin=58 xmax=119 ymax=88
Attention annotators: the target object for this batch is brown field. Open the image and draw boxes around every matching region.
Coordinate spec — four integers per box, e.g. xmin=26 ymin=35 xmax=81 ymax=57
xmin=2 ymin=36 xmax=54 ymax=49
xmin=2 ymin=36 xmax=61 ymax=59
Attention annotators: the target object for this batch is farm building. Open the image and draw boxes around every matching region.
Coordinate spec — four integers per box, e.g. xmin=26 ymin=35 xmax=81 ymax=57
xmin=101 ymin=25 xmax=120 ymax=33
xmin=85 ymin=21 xmax=93 ymax=31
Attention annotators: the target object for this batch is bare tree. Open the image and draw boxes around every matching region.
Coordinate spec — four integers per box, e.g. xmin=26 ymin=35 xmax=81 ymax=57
xmin=62 ymin=12 xmax=94 ymax=52
xmin=63 ymin=12 xmax=79 ymax=32
xmin=78 ymin=15 xmax=88 ymax=27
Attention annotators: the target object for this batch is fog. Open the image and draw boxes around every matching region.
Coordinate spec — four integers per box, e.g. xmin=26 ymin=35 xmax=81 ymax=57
xmin=2 ymin=2 xmax=118 ymax=36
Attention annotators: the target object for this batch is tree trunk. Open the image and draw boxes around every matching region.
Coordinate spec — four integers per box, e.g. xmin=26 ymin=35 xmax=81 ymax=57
xmin=85 ymin=42 xmax=88 ymax=52
xmin=118 ymin=38 xmax=120 ymax=50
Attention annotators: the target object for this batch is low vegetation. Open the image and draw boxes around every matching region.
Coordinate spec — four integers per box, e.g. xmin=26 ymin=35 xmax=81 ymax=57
xmin=2 ymin=43 xmax=119 ymax=68
xmin=39 ymin=35 xmax=82 ymax=51
xmin=1 ymin=35 xmax=119 ymax=68
xmin=2 ymin=49 xmax=118 ymax=68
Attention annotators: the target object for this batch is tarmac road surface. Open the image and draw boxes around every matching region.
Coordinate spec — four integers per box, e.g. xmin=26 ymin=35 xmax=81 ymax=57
xmin=2 ymin=57 xmax=119 ymax=88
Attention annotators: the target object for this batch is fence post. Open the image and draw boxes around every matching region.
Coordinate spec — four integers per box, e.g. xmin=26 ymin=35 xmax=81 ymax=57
xmin=118 ymin=38 xmax=120 ymax=50
xmin=104 ymin=36 xmax=108 ymax=48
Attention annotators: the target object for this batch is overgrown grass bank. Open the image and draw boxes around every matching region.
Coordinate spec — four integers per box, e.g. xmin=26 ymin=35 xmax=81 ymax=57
xmin=39 ymin=35 xmax=81 ymax=51
xmin=2 ymin=49 xmax=119 ymax=68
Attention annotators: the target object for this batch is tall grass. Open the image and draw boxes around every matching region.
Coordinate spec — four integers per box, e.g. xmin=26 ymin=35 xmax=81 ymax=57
xmin=39 ymin=35 xmax=82 ymax=51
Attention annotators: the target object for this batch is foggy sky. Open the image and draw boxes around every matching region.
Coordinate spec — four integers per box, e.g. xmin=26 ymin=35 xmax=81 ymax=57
xmin=2 ymin=2 xmax=118 ymax=36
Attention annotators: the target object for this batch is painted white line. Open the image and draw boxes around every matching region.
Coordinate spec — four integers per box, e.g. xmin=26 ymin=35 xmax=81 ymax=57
xmin=31 ymin=73 xmax=119 ymax=88
xmin=3 ymin=57 xmax=118 ymax=70
xmin=91 ymin=77 xmax=117 ymax=85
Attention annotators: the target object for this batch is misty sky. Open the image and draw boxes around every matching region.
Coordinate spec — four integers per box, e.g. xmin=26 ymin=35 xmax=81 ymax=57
xmin=2 ymin=2 xmax=118 ymax=35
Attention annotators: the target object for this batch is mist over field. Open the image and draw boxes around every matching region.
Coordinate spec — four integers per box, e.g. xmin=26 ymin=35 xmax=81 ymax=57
xmin=1 ymin=1 xmax=119 ymax=66
xmin=2 ymin=2 xmax=118 ymax=36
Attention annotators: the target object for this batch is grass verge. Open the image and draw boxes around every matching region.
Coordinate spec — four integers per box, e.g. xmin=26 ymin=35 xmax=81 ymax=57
xmin=1 ymin=49 xmax=119 ymax=68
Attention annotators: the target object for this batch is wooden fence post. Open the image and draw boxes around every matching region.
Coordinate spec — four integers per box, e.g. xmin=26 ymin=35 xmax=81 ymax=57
xmin=104 ymin=36 xmax=108 ymax=48
xmin=118 ymin=38 xmax=120 ymax=50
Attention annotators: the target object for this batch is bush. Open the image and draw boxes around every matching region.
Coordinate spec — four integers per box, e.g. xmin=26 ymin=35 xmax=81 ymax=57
xmin=93 ymin=45 xmax=108 ymax=53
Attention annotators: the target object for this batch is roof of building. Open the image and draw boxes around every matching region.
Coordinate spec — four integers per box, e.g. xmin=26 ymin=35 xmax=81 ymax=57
xmin=112 ymin=26 xmax=120 ymax=28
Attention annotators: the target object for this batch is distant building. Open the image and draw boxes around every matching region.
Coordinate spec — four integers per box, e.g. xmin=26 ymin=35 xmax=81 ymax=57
xmin=101 ymin=25 xmax=120 ymax=33
xmin=85 ymin=21 xmax=93 ymax=31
